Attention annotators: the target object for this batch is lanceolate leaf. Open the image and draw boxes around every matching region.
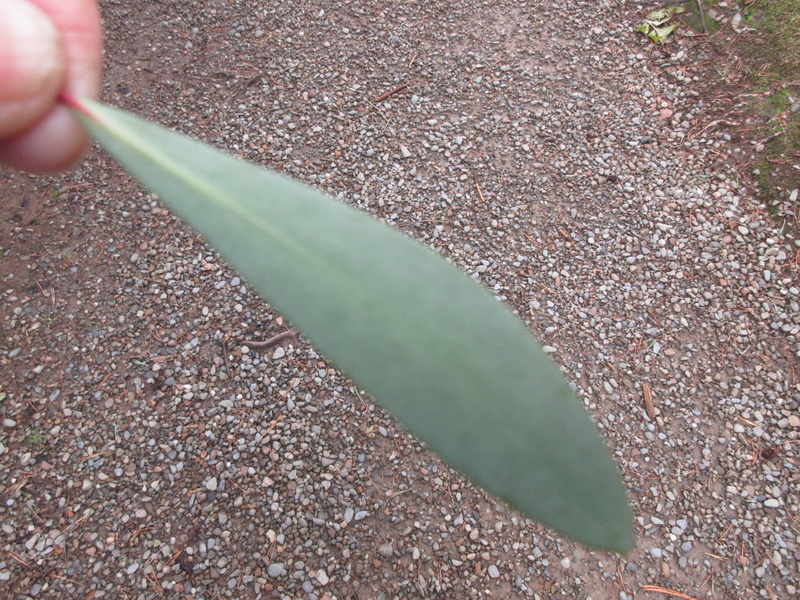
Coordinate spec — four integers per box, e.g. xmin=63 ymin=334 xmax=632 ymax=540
xmin=70 ymin=97 xmax=633 ymax=552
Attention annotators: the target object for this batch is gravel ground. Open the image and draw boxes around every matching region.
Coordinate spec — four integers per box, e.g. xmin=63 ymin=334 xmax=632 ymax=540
xmin=1 ymin=1 xmax=798 ymax=599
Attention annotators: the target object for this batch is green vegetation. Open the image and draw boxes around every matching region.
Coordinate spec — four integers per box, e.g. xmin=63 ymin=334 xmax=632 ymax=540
xmin=744 ymin=0 xmax=800 ymax=74
xmin=26 ymin=428 xmax=44 ymax=446
xmin=740 ymin=0 xmax=800 ymax=216
xmin=675 ymin=1 xmax=800 ymax=226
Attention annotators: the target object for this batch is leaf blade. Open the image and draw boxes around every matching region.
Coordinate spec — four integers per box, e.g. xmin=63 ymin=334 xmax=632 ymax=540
xmin=75 ymin=99 xmax=633 ymax=552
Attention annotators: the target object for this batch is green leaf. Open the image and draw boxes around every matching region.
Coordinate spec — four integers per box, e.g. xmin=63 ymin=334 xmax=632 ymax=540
xmin=651 ymin=22 xmax=681 ymax=43
xmin=71 ymin=98 xmax=633 ymax=552
xmin=639 ymin=5 xmax=685 ymax=42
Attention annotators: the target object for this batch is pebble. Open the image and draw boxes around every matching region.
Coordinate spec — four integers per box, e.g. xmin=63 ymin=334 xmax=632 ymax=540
xmin=0 ymin=2 xmax=797 ymax=600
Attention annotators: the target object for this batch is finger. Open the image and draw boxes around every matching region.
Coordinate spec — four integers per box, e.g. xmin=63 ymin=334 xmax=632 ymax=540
xmin=0 ymin=104 xmax=88 ymax=172
xmin=0 ymin=0 xmax=66 ymax=137
xmin=0 ymin=0 xmax=103 ymax=172
xmin=29 ymin=0 xmax=103 ymax=97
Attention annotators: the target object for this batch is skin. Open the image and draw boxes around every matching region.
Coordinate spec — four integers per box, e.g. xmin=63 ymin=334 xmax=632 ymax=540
xmin=0 ymin=0 xmax=102 ymax=172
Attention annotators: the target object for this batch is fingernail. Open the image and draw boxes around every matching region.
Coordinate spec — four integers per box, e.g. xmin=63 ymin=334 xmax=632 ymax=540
xmin=0 ymin=0 xmax=65 ymax=103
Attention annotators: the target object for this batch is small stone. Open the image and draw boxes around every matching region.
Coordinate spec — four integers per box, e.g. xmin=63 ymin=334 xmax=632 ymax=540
xmin=127 ymin=562 xmax=139 ymax=575
xmin=542 ymin=345 xmax=557 ymax=353
xmin=400 ymin=145 xmax=411 ymax=158
xmin=737 ymin=225 xmax=749 ymax=235
xmin=354 ymin=510 xmax=368 ymax=521
xmin=488 ymin=564 xmax=500 ymax=578
xmin=378 ymin=543 xmax=394 ymax=557
xmin=25 ymin=533 xmax=39 ymax=550
xmin=267 ymin=563 xmax=284 ymax=578
xmin=272 ymin=347 xmax=286 ymax=360
xmin=560 ymin=557 xmax=570 ymax=569
xmin=343 ymin=507 xmax=354 ymax=523
xmin=206 ymin=477 xmax=218 ymax=491
xmin=2 ymin=419 xmax=16 ymax=428
xmin=316 ymin=569 xmax=329 ymax=585
xmin=764 ymin=498 xmax=780 ymax=508
xmin=788 ymin=415 xmax=800 ymax=427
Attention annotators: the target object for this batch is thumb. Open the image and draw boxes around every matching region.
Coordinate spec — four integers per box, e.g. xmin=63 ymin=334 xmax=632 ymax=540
xmin=0 ymin=0 xmax=66 ymax=138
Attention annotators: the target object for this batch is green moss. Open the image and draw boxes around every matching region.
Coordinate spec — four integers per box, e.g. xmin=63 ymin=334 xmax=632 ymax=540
xmin=733 ymin=1 xmax=800 ymax=226
xmin=682 ymin=1 xmax=724 ymax=34
xmin=744 ymin=0 xmax=800 ymax=68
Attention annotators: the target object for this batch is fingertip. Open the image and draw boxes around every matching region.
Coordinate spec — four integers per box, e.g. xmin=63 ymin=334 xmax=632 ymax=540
xmin=0 ymin=104 xmax=89 ymax=173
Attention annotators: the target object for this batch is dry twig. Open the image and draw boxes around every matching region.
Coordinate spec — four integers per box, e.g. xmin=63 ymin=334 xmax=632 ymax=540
xmin=642 ymin=584 xmax=701 ymax=600
xmin=237 ymin=329 xmax=296 ymax=349
xmin=373 ymin=84 xmax=408 ymax=103
xmin=642 ymin=382 xmax=655 ymax=419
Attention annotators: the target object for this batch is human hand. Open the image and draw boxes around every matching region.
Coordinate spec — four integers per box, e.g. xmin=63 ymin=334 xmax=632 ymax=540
xmin=0 ymin=0 xmax=102 ymax=172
